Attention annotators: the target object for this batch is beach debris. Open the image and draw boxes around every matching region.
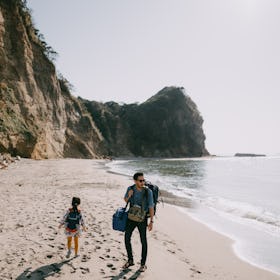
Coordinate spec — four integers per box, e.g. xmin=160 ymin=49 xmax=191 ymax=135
xmin=0 ymin=153 xmax=21 ymax=169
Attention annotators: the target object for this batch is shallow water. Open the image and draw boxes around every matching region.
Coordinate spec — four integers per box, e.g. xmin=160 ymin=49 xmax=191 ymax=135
xmin=106 ymin=156 xmax=280 ymax=275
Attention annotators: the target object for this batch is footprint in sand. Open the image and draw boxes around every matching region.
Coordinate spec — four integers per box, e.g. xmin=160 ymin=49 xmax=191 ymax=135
xmin=190 ymin=266 xmax=202 ymax=276
xmin=181 ymin=257 xmax=190 ymax=264
xmin=106 ymin=263 xmax=117 ymax=271
xmin=81 ymin=254 xmax=91 ymax=262
xmin=80 ymin=266 xmax=90 ymax=274
xmin=167 ymin=249 xmax=176 ymax=254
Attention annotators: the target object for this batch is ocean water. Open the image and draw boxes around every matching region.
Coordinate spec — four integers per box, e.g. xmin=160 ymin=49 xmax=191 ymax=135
xmin=106 ymin=156 xmax=280 ymax=275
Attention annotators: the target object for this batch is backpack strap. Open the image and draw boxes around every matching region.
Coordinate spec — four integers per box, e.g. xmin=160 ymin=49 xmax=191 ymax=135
xmin=129 ymin=185 xmax=147 ymax=212
xmin=67 ymin=208 xmax=81 ymax=222
xmin=141 ymin=187 xmax=147 ymax=213
xmin=128 ymin=185 xmax=135 ymax=206
xmin=135 ymin=185 xmax=147 ymax=212
xmin=68 ymin=207 xmax=81 ymax=213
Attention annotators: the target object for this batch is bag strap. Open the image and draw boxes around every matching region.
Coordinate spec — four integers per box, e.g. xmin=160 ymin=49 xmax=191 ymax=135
xmin=124 ymin=201 xmax=129 ymax=209
xmin=126 ymin=185 xmax=134 ymax=208
xmin=128 ymin=185 xmax=147 ymax=212
xmin=141 ymin=187 xmax=148 ymax=212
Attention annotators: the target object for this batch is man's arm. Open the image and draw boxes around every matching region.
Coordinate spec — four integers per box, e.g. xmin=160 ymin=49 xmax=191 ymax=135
xmin=149 ymin=207 xmax=154 ymax=222
xmin=124 ymin=189 xmax=133 ymax=203
xmin=148 ymin=207 xmax=154 ymax=231
xmin=147 ymin=189 xmax=155 ymax=231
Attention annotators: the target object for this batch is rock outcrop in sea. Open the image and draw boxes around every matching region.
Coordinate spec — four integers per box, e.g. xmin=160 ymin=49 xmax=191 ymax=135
xmin=0 ymin=0 xmax=208 ymax=159
xmin=234 ymin=153 xmax=266 ymax=157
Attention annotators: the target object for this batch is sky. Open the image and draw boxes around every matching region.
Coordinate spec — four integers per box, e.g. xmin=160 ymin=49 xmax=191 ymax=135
xmin=26 ymin=0 xmax=280 ymax=156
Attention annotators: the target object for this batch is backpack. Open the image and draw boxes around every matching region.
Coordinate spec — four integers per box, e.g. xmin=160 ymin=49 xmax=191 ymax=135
xmin=144 ymin=181 xmax=160 ymax=216
xmin=128 ymin=182 xmax=161 ymax=216
xmin=66 ymin=209 xmax=81 ymax=230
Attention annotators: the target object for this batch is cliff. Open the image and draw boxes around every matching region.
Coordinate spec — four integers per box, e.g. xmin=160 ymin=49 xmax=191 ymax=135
xmin=81 ymin=87 xmax=208 ymax=157
xmin=0 ymin=0 xmax=208 ymax=159
xmin=0 ymin=0 xmax=103 ymax=158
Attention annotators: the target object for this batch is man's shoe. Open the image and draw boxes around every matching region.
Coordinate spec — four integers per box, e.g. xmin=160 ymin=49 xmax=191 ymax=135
xmin=139 ymin=265 xmax=147 ymax=272
xmin=122 ymin=260 xmax=134 ymax=270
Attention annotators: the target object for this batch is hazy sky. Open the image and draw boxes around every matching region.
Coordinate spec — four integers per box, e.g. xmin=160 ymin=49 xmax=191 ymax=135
xmin=27 ymin=0 xmax=280 ymax=156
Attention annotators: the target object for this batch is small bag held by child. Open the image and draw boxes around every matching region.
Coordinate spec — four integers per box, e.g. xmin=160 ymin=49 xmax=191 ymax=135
xmin=112 ymin=206 xmax=128 ymax=232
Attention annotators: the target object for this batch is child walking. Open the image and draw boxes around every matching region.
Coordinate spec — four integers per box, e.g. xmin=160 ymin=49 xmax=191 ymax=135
xmin=59 ymin=197 xmax=86 ymax=258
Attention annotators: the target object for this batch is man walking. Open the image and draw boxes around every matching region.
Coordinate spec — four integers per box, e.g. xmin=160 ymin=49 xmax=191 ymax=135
xmin=123 ymin=172 xmax=154 ymax=272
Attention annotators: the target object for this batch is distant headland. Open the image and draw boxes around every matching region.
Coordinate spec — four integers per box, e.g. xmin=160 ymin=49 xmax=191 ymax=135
xmin=234 ymin=153 xmax=266 ymax=157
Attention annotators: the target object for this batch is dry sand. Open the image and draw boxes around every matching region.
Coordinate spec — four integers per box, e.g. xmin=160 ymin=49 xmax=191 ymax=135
xmin=0 ymin=159 xmax=279 ymax=280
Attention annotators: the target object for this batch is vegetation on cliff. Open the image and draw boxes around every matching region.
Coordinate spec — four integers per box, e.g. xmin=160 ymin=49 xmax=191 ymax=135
xmin=81 ymin=87 xmax=208 ymax=157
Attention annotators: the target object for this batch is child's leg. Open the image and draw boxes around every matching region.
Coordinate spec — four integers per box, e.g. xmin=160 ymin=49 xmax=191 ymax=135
xmin=74 ymin=236 xmax=79 ymax=255
xmin=67 ymin=237 xmax=72 ymax=250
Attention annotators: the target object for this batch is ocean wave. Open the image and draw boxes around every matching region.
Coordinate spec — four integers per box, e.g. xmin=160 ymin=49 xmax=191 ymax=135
xmin=106 ymin=158 xmax=280 ymax=235
xmin=200 ymin=196 xmax=280 ymax=234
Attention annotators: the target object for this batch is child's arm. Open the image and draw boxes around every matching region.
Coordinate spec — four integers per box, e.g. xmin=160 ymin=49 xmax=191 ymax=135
xmin=80 ymin=213 xmax=87 ymax=231
xmin=58 ymin=210 xmax=69 ymax=228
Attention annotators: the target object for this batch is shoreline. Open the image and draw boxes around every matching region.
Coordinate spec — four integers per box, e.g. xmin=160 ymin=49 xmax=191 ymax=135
xmin=0 ymin=158 xmax=279 ymax=279
xmin=92 ymin=158 xmax=280 ymax=279
xmin=106 ymin=158 xmax=280 ymax=277
xmin=153 ymin=202 xmax=280 ymax=279
xmin=178 ymin=206 xmax=280 ymax=277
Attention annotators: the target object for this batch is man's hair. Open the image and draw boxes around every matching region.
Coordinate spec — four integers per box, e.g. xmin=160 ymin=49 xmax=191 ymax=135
xmin=133 ymin=172 xmax=144 ymax=180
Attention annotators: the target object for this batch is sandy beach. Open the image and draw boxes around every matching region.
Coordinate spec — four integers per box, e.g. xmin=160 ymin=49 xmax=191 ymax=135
xmin=0 ymin=159 xmax=279 ymax=280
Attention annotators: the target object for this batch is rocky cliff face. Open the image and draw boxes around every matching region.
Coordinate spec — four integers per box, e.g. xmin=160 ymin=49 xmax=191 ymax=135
xmin=0 ymin=0 xmax=208 ymax=159
xmin=81 ymin=87 xmax=208 ymax=157
xmin=0 ymin=0 xmax=103 ymax=158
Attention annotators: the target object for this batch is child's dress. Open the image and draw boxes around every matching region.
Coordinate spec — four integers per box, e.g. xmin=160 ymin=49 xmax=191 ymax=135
xmin=60 ymin=208 xmax=85 ymax=237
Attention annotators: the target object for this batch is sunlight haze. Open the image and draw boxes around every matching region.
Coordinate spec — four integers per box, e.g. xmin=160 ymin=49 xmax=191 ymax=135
xmin=27 ymin=0 xmax=280 ymax=156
